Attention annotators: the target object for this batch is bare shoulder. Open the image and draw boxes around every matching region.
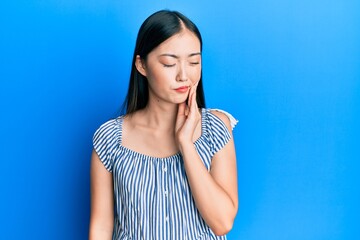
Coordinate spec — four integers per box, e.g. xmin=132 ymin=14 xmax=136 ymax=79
xmin=209 ymin=110 xmax=232 ymax=132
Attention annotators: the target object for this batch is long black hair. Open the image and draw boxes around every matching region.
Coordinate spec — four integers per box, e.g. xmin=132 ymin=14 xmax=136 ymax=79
xmin=122 ymin=10 xmax=206 ymax=114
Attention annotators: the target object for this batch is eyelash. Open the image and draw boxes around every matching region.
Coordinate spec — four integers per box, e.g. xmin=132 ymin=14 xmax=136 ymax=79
xmin=163 ymin=62 xmax=199 ymax=68
xmin=163 ymin=64 xmax=176 ymax=68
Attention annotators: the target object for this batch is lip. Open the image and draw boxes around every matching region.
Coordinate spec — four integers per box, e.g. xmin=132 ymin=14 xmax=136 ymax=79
xmin=174 ymin=86 xmax=189 ymax=93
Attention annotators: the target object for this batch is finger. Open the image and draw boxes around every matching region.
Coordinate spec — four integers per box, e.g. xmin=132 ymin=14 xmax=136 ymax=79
xmin=187 ymin=85 xmax=194 ymax=106
xmin=176 ymin=102 xmax=187 ymax=129
xmin=185 ymin=105 xmax=190 ymax=116
xmin=192 ymin=91 xmax=198 ymax=114
xmin=192 ymin=81 xmax=199 ymax=106
xmin=188 ymin=87 xmax=194 ymax=108
xmin=188 ymin=85 xmax=198 ymax=116
xmin=194 ymin=80 xmax=200 ymax=88
xmin=192 ymin=84 xmax=198 ymax=108
xmin=190 ymin=80 xmax=199 ymax=100
xmin=177 ymin=102 xmax=186 ymax=117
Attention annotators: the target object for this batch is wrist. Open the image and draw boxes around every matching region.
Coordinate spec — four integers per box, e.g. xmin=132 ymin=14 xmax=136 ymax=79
xmin=178 ymin=140 xmax=195 ymax=154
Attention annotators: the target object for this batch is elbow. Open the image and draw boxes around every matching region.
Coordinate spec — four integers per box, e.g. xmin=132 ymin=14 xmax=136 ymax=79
xmin=211 ymin=218 xmax=234 ymax=236
xmin=211 ymin=204 xmax=238 ymax=236
xmin=89 ymin=218 xmax=114 ymax=240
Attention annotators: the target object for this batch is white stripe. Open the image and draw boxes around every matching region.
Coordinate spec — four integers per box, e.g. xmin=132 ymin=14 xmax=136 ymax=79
xmin=92 ymin=108 xmax=234 ymax=239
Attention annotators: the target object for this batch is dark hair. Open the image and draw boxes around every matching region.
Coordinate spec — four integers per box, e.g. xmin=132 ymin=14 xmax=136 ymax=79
xmin=122 ymin=10 xmax=206 ymax=114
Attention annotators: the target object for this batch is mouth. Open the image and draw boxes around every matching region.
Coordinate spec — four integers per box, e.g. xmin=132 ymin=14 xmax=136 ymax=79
xmin=174 ymin=86 xmax=189 ymax=93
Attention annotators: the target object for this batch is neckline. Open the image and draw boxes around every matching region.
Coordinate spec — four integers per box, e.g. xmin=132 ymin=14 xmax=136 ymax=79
xmin=117 ymin=108 xmax=207 ymax=160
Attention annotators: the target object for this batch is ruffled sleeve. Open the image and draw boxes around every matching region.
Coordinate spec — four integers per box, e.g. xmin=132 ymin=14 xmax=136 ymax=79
xmin=92 ymin=118 xmax=121 ymax=172
xmin=209 ymin=108 xmax=238 ymax=130
xmin=206 ymin=109 xmax=238 ymax=156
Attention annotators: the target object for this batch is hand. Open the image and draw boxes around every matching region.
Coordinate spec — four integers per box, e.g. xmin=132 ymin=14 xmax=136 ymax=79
xmin=175 ymin=81 xmax=201 ymax=149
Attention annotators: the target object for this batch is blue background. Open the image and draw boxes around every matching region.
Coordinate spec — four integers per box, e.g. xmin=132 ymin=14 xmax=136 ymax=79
xmin=1 ymin=0 xmax=359 ymax=239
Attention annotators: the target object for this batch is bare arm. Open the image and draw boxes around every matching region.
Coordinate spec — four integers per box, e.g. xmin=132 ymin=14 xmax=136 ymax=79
xmin=89 ymin=150 xmax=114 ymax=240
xmin=175 ymin=84 xmax=238 ymax=236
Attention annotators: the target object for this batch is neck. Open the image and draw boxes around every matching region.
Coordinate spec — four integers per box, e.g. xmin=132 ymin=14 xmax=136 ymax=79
xmin=141 ymin=98 xmax=179 ymax=131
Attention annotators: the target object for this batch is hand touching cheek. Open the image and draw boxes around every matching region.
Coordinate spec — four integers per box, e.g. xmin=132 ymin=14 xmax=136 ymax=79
xmin=175 ymin=81 xmax=201 ymax=149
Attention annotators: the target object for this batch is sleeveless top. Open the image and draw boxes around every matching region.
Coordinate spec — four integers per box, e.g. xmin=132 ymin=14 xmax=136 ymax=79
xmin=93 ymin=108 xmax=238 ymax=240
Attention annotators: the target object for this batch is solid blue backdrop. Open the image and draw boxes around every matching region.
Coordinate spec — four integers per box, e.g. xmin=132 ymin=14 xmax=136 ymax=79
xmin=0 ymin=0 xmax=359 ymax=239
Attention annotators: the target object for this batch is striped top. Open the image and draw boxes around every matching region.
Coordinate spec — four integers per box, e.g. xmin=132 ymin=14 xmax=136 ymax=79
xmin=93 ymin=108 xmax=237 ymax=240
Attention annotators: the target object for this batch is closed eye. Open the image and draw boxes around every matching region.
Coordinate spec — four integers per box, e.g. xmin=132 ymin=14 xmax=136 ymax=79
xmin=163 ymin=64 xmax=176 ymax=68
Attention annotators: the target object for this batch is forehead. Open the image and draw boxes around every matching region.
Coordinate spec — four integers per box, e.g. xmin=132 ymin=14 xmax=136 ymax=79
xmin=153 ymin=29 xmax=201 ymax=55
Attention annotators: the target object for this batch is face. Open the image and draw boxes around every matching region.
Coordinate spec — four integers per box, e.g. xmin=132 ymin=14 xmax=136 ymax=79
xmin=136 ymin=28 xmax=202 ymax=105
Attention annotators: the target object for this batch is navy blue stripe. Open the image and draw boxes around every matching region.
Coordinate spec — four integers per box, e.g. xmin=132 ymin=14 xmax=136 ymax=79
xmin=92 ymin=108 xmax=233 ymax=240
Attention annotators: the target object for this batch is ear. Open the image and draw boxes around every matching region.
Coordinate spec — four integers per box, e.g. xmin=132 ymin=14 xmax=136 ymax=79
xmin=135 ymin=55 xmax=147 ymax=77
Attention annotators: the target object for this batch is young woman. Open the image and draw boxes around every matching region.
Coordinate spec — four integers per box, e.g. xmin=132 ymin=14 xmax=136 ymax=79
xmin=89 ymin=10 xmax=238 ymax=240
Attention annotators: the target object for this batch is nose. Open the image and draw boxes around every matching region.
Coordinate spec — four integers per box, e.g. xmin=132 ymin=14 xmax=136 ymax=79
xmin=176 ymin=63 xmax=188 ymax=82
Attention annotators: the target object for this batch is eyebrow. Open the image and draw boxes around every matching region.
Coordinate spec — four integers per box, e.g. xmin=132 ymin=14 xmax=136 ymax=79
xmin=159 ymin=52 xmax=201 ymax=58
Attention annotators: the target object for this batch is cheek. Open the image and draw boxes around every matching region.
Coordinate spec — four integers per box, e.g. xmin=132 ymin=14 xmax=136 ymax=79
xmin=151 ymin=70 xmax=171 ymax=84
xmin=145 ymin=63 xmax=160 ymax=79
xmin=146 ymin=66 xmax=172 ymax=88
xmin=189 ymin=66 xmax=202 ymax=82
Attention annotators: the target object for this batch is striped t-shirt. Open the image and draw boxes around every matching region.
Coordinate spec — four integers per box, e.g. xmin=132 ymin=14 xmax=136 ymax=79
xmin=93 ymin=108 xmax=237 ymax=240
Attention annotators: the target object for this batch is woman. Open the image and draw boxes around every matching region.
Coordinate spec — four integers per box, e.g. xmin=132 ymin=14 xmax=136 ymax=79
xmin=89 ymin=10 xmax=238 ymax=240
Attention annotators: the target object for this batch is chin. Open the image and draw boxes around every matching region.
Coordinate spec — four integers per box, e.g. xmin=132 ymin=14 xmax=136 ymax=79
xmin=172 ymin=97 xmax=188 ymax=104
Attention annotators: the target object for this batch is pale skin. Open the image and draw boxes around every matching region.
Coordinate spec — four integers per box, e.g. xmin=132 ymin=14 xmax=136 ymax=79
xmin=89 ymin=27 xmax=238 ymax=239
